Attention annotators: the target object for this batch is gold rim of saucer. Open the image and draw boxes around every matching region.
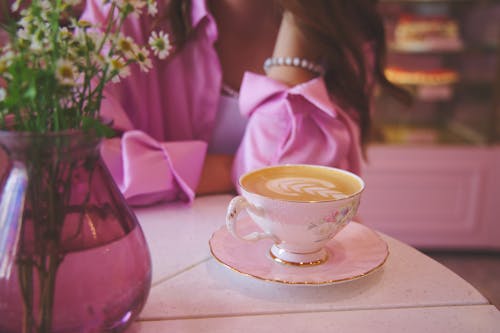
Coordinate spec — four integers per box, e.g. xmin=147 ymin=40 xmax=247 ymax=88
xmin=269 ymin=250 xmax=328 ymax=267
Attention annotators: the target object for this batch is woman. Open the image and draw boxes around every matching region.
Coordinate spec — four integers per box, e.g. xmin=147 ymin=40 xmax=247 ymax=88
xmin=80 ymin=0 xmax=405 ymax=205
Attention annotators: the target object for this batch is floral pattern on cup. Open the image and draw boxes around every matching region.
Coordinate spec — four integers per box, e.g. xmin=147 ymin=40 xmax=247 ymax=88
xmin=308 ymin=200 xmax=360 ymax=243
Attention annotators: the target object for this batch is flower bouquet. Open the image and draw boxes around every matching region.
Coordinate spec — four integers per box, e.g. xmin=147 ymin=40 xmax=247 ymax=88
xmin=0 ymin=0 xmax=171 ymax=132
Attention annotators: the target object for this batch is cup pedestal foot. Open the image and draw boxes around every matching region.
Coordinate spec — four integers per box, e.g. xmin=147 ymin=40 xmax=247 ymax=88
xmin=269 ymin=245 xmax=328 ymax=266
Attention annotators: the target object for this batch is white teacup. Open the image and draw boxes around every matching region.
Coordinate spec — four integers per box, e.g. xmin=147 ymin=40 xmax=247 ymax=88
xmin=226 ymin=164 xmax=365 ymax=266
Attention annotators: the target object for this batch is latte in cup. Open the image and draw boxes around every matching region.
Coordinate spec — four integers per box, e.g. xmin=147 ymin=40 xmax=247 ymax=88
xmin=227 ymin=164 xmax=364 ymax=266
xmin=240 ymin=164 xmax=360 ymax=202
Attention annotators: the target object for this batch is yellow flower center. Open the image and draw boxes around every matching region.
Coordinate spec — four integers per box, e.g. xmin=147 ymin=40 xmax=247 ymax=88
xmin=110 ymin=58 xmax=124 ymax=70
xmin=59 ymin=66 xmax=74 ymax=79
xmin=154 ymin=39 xmax=165 ymax=50
xmin=119 ymin=39 xmax=133 ymax=52
xmin=77 ymin=20 xmax=92 ymax=29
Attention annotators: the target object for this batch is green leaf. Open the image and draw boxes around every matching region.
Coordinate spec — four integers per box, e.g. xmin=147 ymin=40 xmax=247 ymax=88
xmin=81 ymin=116 xmax=115 ymax=138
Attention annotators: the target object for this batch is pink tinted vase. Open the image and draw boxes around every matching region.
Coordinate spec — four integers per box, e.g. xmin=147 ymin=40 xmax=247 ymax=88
xmin=0 ymin=129 xmax=152 ymax=333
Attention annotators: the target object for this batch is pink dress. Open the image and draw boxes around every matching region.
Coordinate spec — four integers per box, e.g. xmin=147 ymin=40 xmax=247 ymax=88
xmin=80 ymin=0 xmax=362 ymax=206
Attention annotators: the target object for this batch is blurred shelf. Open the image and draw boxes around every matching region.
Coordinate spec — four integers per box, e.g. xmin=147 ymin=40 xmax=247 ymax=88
xmin=371 ymin=124 xmax=492 ymax=146
xmin=393 ymin=81 xmax=496 ymax=89
xmin=388 ymin=44 xmax=498 ymax=54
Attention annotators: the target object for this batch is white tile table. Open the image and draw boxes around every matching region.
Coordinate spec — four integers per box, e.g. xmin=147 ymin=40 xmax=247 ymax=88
xmin=129 ymin=195 xmax=500 ymax=332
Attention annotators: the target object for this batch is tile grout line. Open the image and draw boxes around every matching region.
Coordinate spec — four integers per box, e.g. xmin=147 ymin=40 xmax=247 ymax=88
xmin=151 ymin=256 xmax=213 ymax=288
xmin=136 ymin=302 xmax=493 ymax=322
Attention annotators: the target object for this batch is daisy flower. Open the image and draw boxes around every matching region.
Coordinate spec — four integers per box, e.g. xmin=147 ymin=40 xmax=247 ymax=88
xmin=109 ymin=56 xmax=130 ymax=82
xmin=135 ymin=47 xmax=152 ymax=72
xmin=76 ymin=20 xmax=92 ymax=30
xmin=58 ymin=27 xmax=73 ymax=42
xmin=148 ymin=30 xmax=171 ymax=60
xmin=116 ymin=35 xmax=139 ymax=59
xmin=146 ymin=0 xmax=157 ymax=16
xmin=30 ymin=24 xmax=52 ymax=52
xmin=39 ymin=0 xmax=52 ymax=11
xmin=55 ymin=59 xmax=78 ymax=86
xmin=11 ymin=0 xmax=21 ymax=11
xmin=91 ymin=53 xmax=107 ymax=70
xmin=115 ymin=0 xmax=146 ymax=17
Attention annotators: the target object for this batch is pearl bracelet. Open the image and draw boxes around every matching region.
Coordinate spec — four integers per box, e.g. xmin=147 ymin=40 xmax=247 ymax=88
xmin=263 ymin=56 xmax=325 ymax=76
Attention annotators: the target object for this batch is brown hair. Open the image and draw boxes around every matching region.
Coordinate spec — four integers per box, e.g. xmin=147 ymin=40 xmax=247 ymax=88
xmin=278 ymin=0 xmax=411 ymax=147
xmin=164 ymin=0 xmax=409 ymax=147
xmin=162 ymin=0 xmax=192 ymax=48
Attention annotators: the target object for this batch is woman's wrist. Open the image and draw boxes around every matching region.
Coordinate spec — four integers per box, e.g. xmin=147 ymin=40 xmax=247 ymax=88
xmin=266 ymin=12 xmax=323 ymax=86
xmin=263 ymin=56 xmax=324 ymax=76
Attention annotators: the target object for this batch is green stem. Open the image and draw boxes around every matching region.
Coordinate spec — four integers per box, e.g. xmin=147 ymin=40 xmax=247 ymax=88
xmin=18 ymin=260 xmax=35 ymax=333
xmin=38 ymin=248 xmax=61 ymax=333
xmin=36 ymin=154 xmax=64 ymax=332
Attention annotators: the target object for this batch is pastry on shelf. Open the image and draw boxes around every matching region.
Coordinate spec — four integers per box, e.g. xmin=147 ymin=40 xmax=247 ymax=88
xmin=392 ymin=14 xmax=464 ymax=52
xmin=385 ymin=67 xmax=459 ymax=86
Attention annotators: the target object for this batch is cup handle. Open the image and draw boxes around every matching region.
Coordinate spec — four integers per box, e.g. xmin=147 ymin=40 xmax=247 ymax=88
xmin=226 ymin=196 xmax=273 ymax=242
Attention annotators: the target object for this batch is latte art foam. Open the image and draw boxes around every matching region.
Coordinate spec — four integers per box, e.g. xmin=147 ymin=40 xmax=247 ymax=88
xmin=241 ymin=165 xmax=362 ymax=202
xmin=265 ymin=177 xmax=348 ymax=200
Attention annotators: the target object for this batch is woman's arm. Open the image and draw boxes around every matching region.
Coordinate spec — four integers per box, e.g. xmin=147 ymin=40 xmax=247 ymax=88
xmin=196 ymin=154 xmax=235 ymax=196
xmin=200 ymin=11 xmax=332 ymax=195
xmin=232 ymin=10 xmax=361 ymax=183
xmin=232 ymin=8 xmax=363 ymax=181
xmin=266 ymin=12 xmax=321 ymax=86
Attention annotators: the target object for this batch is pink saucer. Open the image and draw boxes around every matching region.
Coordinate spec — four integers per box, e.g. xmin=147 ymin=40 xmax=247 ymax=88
xmin=209 ymin=217 xmax=389 ymax=285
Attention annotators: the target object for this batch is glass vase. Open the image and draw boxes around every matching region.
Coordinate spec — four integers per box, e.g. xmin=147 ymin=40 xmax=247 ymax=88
xmin=0 ymin=129 xmax=152 ymax=333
